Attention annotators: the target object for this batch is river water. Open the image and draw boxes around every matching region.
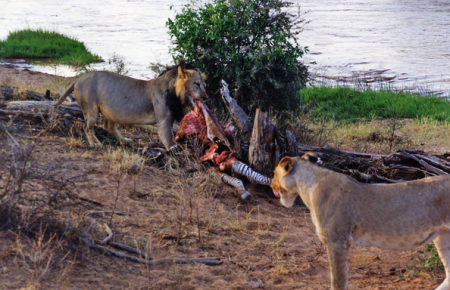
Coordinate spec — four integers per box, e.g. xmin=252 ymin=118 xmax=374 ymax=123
xmin=1 ymin=0 xmax=449 ymax=96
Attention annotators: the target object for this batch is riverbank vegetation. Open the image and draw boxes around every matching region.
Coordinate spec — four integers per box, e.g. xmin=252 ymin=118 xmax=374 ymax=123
xmin=301 ymin=85 xmax=450 ymax=122
xmin=290 ymin=85 xmax=450 ymax=154
xmin=0 ymin=29 xmax=102 ymax=66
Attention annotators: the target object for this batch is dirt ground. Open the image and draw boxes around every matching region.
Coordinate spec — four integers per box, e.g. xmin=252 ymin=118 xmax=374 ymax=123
xmin=0 ymin=66 xmax=446 ymax=289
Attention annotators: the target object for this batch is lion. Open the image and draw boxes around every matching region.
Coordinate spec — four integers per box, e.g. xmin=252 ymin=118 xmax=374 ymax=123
xmin=271 ymin=153 xmax=450 ymax=290
xmin=55 ymin=63 xmax=208 ymax=149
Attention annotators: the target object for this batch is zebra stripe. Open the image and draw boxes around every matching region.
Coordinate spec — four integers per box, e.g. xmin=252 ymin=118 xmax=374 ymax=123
xmin=231 ymin=161 xmax=272 ymax=186
xmin=220 ymin=173 xmax=251 ymax=201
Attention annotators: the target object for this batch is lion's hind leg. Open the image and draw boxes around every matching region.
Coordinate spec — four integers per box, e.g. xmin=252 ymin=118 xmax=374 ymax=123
xmin=81 ymin=105 xmax=102 ymax=147
xmin=105 ymin=120 xmax=132 ymax=143
xmin=434 ymin=230 xmax=450 ymax=290
xmin=326 ymin=242 xmax=350 ymax=290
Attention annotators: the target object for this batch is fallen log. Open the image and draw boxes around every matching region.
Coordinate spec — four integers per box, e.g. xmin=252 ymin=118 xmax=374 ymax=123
xmin=399 ymin=151 xmax=448 ymax=176
xmin=5 ymin=100 xmax=83 ymax=115
xmin=0 ymin=100 xmax=85 ymax=125
xmin=0 ymin=85 xmax=52 ymax=101
xmin=0 ymin=109 xmax=44 ymax=122
xmin=416 ymin=154 xmax=450 ymax=174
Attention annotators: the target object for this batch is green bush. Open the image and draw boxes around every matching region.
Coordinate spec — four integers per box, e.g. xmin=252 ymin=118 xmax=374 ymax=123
xmin=0 ymin=29 xmax=102 ymax=66
xmin=167 ymin=0 xmax=308 ymax=115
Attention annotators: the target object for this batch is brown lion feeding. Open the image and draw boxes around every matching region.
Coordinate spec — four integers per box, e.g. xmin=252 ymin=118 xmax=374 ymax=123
xmin=55 ymin=63 xmax=208 ymax=149
xmin=272 ymin=152 xmax=450 ymax=290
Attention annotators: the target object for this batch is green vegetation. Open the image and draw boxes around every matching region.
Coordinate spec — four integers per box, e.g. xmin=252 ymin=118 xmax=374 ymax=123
xmin=167 ymin=0 xmax=308 ymax=115
xmin=0 ymin=29 xmax=102 ymax=66
xmin=301 ymin=86 xmax=450 ymax=122
xmin=421 ymin=243 xmax=444 ymax=273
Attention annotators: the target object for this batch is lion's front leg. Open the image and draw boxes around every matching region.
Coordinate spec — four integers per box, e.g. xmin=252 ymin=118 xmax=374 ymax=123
xmin=434 ymin=231 xmax=450 ymax=290
xmin=156 ymin=114 xmax=176 ymax=150
xmin=326 ymin=241 xmax=350 ymax=290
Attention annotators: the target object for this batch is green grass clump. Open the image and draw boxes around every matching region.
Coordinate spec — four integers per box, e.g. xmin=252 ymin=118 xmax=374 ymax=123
xmin=0 ymin=29 xmax=102 ymax=66
xmin=301 ymin=86 xmax=450 ymax=122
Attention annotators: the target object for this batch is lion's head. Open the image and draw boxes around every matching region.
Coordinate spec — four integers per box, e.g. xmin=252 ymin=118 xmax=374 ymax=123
xmin=174 ymin=65 xmax=208 ymax=107
xmin=272 ymin=152 xmax=321 ymax=208
xmin=271 ymin=156 xmax=299 ymax=208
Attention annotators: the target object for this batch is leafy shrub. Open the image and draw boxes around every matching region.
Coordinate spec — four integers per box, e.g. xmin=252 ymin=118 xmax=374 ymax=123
xmin=167 ymin=0 xmax=309 ymax=115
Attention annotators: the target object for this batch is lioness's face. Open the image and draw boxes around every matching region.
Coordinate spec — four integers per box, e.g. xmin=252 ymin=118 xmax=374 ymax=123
xmin=175 ymin=67 xmax=208 ymax=107
xmin=271 ymin=157 xmax=298 ymax=208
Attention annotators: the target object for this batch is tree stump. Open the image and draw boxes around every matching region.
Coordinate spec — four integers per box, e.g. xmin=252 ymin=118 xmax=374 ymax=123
xmin=248 ymin=109 xmax=280 ymax=176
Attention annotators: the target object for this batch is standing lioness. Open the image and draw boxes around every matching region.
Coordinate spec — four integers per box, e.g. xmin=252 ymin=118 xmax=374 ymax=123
xmin=55 ymin=63 xmax=208 ymax=149
xmin=272 ymin=154 xmax=450 ymax=290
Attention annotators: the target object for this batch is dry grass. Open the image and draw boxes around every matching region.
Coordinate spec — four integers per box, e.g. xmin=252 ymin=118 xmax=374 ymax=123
xmin=103 ymin=147 xmax=147 ymax=174
xmin=306 ymin=117 xmax=450 ymax=154
xmin=66 ymin=136 xmax=84 ymax=148
xmin=0 ymin=68 xmax=73 ymax=99
xmin=0 ymin=142 xmax=90 ymax=289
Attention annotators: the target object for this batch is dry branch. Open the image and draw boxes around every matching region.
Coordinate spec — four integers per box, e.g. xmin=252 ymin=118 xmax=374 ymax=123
xmin=109 ymin=242 xmax=150 ymax=260
xmin=220 ymin=80 xmax=253 ymax=139
xmin=400 ymin=151 xmax=448 ymax=176
xmin=91 ymin=244 xmax=223 ymax=266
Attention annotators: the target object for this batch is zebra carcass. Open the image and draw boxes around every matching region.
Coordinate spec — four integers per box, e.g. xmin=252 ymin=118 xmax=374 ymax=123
xmin=175 ymin=100 xmax=274 ymax=201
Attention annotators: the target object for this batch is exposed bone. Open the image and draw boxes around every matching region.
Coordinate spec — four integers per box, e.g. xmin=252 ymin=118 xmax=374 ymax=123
xmin=100 ymin=223 xmax=114 ymax=245
xmin=198 ymin=101 xmax=231 ymax=147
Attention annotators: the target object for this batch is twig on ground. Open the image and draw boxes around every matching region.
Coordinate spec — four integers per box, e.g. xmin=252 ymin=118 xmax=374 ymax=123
xmin=86 ymin=210 xmax=126 ymax=216
xmin=109 ymin=242 xmax=150 ymax=260
xmin=91 ymin=243 xmax=223 ymax=266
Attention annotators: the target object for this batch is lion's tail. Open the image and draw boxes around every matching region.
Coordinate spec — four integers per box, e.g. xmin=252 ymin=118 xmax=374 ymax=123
xmin=54 ymin=81 xmax=76 ymax=107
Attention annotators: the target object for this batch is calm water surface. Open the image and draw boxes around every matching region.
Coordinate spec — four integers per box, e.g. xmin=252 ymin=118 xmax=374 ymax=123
xmin=1 ymin=0 xmax=449 ymax=96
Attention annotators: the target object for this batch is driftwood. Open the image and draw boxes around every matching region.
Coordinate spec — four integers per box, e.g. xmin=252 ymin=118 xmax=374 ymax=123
xmin=0 ymin=100 xmax=84 ymax=123
xmin=220 ymin=80 xmax=253 ymax=139
xmin=297 ymin=145 xmax=450 ymax=183
xmin=0 ymin=85 xmax=52 ymax=101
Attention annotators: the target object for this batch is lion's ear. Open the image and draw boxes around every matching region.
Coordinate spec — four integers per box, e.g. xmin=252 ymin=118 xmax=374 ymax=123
xmin=301 ymin=152 xmax=318 ymax=164
xmin=279 ymin=157 xmax=294 ymax=175
xmin=178 ymin=66 xmax=186 ymax=79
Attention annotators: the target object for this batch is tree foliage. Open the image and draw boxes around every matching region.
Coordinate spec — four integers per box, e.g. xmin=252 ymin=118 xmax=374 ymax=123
xmin=167 ymin=0 xmax=309 ymax=115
